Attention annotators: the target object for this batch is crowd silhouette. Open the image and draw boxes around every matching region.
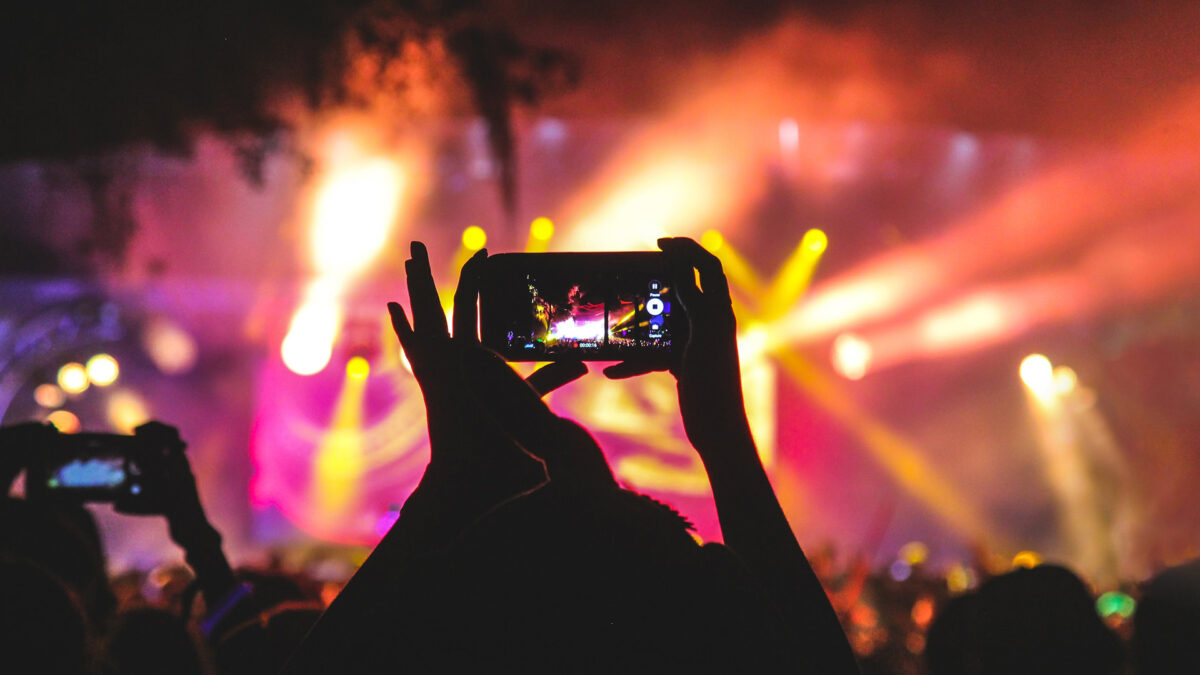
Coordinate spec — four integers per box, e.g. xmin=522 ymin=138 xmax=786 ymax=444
xmin=2 ymin=237 xmax=1197 ymax=673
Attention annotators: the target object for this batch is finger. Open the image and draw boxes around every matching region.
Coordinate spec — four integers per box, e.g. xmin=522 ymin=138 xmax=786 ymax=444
xmin=452 ymin=248 xmax=487 ymax=344
xmin=601 ymin=361 xmax=664 ymax=380
xmin=658 ymin=239 xmax=702 ymax=313
xmin=525 ymin=360 xmax=587 ymax=396
xmin=660 ymin=237 xmax=731 ymax=305
xmin=387 ymin=301 xmax=415 ymax=350
xmin=406 ymin=241 xmax=448 ymax=337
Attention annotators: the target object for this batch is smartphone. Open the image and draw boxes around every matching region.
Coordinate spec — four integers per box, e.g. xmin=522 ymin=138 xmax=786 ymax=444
xmin=479 ymin=252 xmax=685 ymax=361
xmin=25 ymin=433 xmax=147 ymax=503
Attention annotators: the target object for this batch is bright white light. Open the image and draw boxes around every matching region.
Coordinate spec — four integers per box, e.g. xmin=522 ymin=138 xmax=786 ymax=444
xmin=86 ymin=354 xmax=119 ymax=387
xmin=57 ymin=363 xmax=89 ymax=395
xmin=549 ymin=317 xmax=604 ymax=341
xmin=310 ymin=159 xmax=405 ymax=277
xmin=738 ymin=325 xmax=769 ymax=362
xmin=779 ymin=118 xmax=801 ymax=154
xmin=282 ymin=299 xmax=342 ymax=376
xmin=832 ymin=333 xmax=872 ymax=380
xmin=1020 ymin=354 xmax=1056 ymax=403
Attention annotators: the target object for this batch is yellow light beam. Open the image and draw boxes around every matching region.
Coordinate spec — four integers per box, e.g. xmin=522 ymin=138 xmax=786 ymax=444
xmin=773 ymin=347 xmax=1002 ymax=547
xmin=762 ymin=229 xmax=827 ymax=320
xmin=703 ymin=231 xmax=766 ymax=300
xmin=312 ymin=361 xmax=369 ymax=524
xmin=526 ymin=217 xmax=555 ymax=252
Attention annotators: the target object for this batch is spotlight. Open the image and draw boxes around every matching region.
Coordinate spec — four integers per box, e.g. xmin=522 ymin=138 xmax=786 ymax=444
xmin=1053 ymin=366 xmax=1077 ymax=395
xmin=462 ymin=225 xmax=487 ymax=251
xmin=346 ymin=356 xmax=370 ymax=381
xmin=57 ymin=363 xmax=89 ymax=395
xmin=802 ymin=228 xmax=828 ymax=254
xmin=700 ymin=229 xmax=725 ymax=252
xmin=86 ymin=354 xmax=119 ymax=387
xmin=530 ymin=217 xmax=554 ymax=241
xmin=1019 ymin=354 xmax=1056 ymax=402
xmin=832 ymin=334 xmax=872 ymax=380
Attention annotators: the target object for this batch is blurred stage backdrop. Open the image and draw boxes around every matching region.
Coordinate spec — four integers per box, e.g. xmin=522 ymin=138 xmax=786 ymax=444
xmin=3 ymin=67 xmax=1200 ymax=587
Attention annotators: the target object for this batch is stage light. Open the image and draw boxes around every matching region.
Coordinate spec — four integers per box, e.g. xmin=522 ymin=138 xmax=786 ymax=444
xmin=700 ymin=229 xmax=725 ymax=252
xmin=899 ymin=541 xmax=929 ymax=565
xmin=46 ymin=410 xmax=80 ymax=434
xmin=86 ymin=354 xmax=119 ymax=387
xmin=530 ymin=217 xmax=554 ymax=241
xmin=946 ymin=564 xmax=977 ymax=593
xmin=108 ymin=390 xmax=150 ymax=434
xmin=1020 ymin=354 xmax=1056 ymax=403
xmin=57 ymin=363 xmax=89 ymax=395
xmin=310 ymin=158 xmax=405 ymax=277
xmin=832 ymin=333 xmax=872 ymax=380
xmin=346 ymin=356 xmax=370 ymax=381
xmin=34 ymin=384 xmax=65 ymax=409
xmin=282 ymin=300 xmax=341 ymax=376
xmin=802 ymin=228 xmax=827 ymax=254
xmin=143 ymin=318 xmax=198 ymax=374
xmin=1054 ymin=366 xmax=1078 ymax=395
xmin=1011 ymin=550 xmax=1042 ymax=568
xmin=762 ymin=231 xmax=828 ymax=317
xmin=890 ymin=559 xmax=912 ymax=581
xmin=779 ymin=118 xmax=801 ymax=154
xmin=462 ymin=225 xmax=487 ymax=251
xmin=1096 ymin=591 xmax=1136 ymax=619
xmin=737 ymin=324 xmax=769 ymax=361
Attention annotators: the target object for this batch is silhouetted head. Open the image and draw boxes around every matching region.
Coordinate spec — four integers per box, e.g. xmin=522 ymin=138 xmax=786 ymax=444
xmin=373 ymin=481 xmax=795 ymax=672
xmin=104 ymin=607 xmax=203 ymax=675
xmin=1134 ymin=558 xmax=1200 ymax=675
xmin=0 ymin=499 xmax=116 ymax=628
xmin=215 ymin=601 xmax=323 ymax=675
xmin=0 ymin=556 xmax=94 ymax=674
xmin=928 ymin=564 xmax=1123 ymax=675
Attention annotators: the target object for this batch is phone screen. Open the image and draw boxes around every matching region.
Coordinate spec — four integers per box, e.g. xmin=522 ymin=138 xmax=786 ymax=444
xmin=30 ymin=433 xmax=142 ymax=502
xmin=480 ymin=252 xmax=684 ymax=361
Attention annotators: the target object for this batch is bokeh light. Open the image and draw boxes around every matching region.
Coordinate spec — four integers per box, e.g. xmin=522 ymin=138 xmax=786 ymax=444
xmin=34 ymin=383 xmax=66 ymax=409
xmin=108 ymin=390 xmax=151 ymax=434
xmin=898 ymin=541 xmax=930 ymax=565
xmin=530 ymin=217 xmax=554 ymax=241
xmin=346 ymin=356 xmax=370 ymax=381
xmin=86 ymin=354 xmax=119 ymax=387
xmin=1019 ymin=354 xmax=1056 ymax=402
xmin=142 ymin=318 xmax=198 ymax=374
xmin=57 ymin=363 xmax=89 ymax=395
xmin=1054 ymin=365 xmax=1078 ymax=395
xmin=46 ymin=409 xmax=80 ymax=434
xmin=832 ymin=333 xmax=872 ymax=380
xmin=461 ymin=225 xmax=487 ymax=251
xmin=1095 ymin=590 xmax=1136 ymax=619
xmin=1012 ymin=550 xmax=1043 ymax=568
xmin=701 ymin=229 xmax=725 ymax=252
xmin=803 ymin=228 xmax=828 ymax=254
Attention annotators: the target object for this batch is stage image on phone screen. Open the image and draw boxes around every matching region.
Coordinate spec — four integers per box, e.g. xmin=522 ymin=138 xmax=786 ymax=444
xmin=47 ymin=457 xmax=126 ymax=489
xmin=481 ymin=253 xmax=680 ymax=360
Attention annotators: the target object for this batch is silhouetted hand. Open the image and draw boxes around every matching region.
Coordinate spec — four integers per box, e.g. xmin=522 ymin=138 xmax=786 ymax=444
xmin=121 ymin=421 xmax=237 ymax=612
xmin=605 ymin=236 xmax=859 ymax=674
xmin=0 ymin=422 xmax=57 ymax=493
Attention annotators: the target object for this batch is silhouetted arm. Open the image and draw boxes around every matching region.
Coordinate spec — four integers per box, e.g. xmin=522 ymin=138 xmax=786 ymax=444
xmin=609 ymin=237 xmax=858 ymax=674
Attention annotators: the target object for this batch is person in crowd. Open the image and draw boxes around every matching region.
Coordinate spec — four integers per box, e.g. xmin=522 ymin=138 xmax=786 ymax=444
xmin=284 ymin=238 xmax=859 ymax=673
xmin=1133 ymin=557 xmax=1200 ymax=674
xmin=925 ymin=563 xmax=1124 ymax=675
